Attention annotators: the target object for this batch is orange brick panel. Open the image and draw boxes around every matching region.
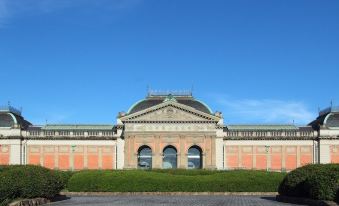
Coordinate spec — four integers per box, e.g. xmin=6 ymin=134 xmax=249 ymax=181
xmin=271 ymin=154 xmax=282 ymax=170
xmin=88 ymin=155 xmax=99 ymax=169
xmin=256 ymin=155 xmax=267 ymax=170
xmin=102 ymin=155 xmax=113 ymax=169
xmin=29 ymin=155 xmax=40 ymax=165
xmin=0 ymin=155 xmax=9 ymax=165
xmin=300 ymin=155 xmax=312 ymax=166
xmin=331 ymin=155 xmax=339 ymax=163
xmin=58 ymin=155 xmax=70 ymax=170
xmin=74 ymin=155 xmax=84 ymax=170
xmin=226 ymin=155 xmax=238 ymax=168
xmin=286 ymin=155 xmax=297 ymax=170
xmin=43 ymin=154 xmax=55 ymax=169
xmin=241 ymin=155 xmax=253 ymax=169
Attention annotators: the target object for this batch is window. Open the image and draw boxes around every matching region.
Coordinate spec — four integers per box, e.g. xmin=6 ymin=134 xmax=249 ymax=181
xmin=162 ymin=146 xmax=177 ymax=169
xmin=138 ymin=146 xmax=152 ymax=169
xmin=187 ymin=146 xmax=202 ymax=169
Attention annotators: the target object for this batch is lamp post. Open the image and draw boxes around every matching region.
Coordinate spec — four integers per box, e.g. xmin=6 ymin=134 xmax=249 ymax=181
xmin=71 ymin=145 xmax=76 ymax=171
xmin=265 ymin=145 xmax=270 ymax=172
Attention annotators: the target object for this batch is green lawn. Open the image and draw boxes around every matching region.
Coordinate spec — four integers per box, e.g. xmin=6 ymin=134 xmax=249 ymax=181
xmin=67 ymin=169 xmax=285 ymax=192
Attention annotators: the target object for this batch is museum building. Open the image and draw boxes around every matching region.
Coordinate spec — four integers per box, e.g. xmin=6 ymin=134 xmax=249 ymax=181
xmin=0 ymin=91 xmax=338 ymax=171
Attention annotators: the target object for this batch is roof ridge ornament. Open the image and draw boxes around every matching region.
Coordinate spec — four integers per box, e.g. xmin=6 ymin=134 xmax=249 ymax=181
xmin=163 ymin=94 xmax=177 ymax=103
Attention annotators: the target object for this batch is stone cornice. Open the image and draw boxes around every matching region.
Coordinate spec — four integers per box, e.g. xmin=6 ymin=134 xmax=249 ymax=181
xmin=124 ymin=120 xmax=217 ymax=123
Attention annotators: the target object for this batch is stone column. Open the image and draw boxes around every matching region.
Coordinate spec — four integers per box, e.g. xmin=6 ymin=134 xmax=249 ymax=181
xmin=116 ymin=138 xmax=124 ymax=169
xmin=252 ymin=145 xmax=256 ymax=170
xmin=54 ymin=146 xmax=58 ymax=169
xmin=98 ymin=146 xmax=102 ymax=169
xmin=211 ymin=136 xmax=216 ymax=169
xmin=84 ymin=146 xmax=88 ymax=169
xmin=154 ymin=135 xmax=161 ymax=169
xmin=282 ymin=146 xmax=286 ymax=172
xmin=238 ymin=145 xmax=241 ymax=169
xmin=296 ymin=146 xmax=301 ymax=167
xmin=215 ymin=137 xmax=223 ymax=169
xmin=179 ymin=135 xmax=186 ymax=169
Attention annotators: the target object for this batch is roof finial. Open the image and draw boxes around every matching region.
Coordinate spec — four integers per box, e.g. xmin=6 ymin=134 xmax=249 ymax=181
xmin=191 ymin=84 xmax=194 ymax=96
xmin=163 ymin=94 xmax=177 ymax=103
xmin=147 ymin=85 xmax=150 ymax=97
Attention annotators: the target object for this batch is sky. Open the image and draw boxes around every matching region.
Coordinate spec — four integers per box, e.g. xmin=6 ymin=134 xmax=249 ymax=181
xmin=0 ymin=0 xmax=338 ymax=125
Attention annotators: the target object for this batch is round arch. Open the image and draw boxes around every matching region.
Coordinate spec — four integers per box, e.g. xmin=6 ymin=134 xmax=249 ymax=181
xmin=137 ymin=145 xmax=152 ymax=169
xmin=162 ymin=145 xmax=177 ymax=169
xmin=187 ymin=145 xmax=202 ymax=169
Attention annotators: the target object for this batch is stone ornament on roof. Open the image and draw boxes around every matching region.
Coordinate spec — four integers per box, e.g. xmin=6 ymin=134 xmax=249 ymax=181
xmin=163 ymin=94 xmax=177 ymax=103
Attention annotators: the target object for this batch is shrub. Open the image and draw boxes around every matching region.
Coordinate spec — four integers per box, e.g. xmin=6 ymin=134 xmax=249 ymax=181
xmin=67 ymin=170 xmax=285 ymax=192
xmin=53 ymin=170 xmax=75 ymax=188
xmin=0 ymin=165 xmax=64 ymax=206
xmin=304 ymin=165 xmax=339 ymax=200
xmin=278 ymin=164 xmax=339 ymax=201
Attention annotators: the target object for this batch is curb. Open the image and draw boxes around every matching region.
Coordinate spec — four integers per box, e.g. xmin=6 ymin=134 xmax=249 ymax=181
xmin=276 ymin=195 xmax=338 ymax=206
xmin=9 ymin=198 xmax=50 ymax=206
xmin=60 ymin=191 xmax=278 ymax=196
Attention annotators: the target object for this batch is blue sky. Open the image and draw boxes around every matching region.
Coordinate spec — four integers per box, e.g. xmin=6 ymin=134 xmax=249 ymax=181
xmin=0 ymin=0 xmax=338 ymax=125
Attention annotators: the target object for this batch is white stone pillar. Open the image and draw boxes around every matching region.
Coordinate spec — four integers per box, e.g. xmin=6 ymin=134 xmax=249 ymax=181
xmin=215 ymin=137 xmax=223 ymax=170
xmin=116 ymin=137 xmax=125 ymax=169
xmin=319 ymin=140 xmax=330 ymax=164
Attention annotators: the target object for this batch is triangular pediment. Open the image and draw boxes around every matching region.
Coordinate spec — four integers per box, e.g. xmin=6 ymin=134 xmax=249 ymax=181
xmin=120 ymin=101 xmax=220 ymax=122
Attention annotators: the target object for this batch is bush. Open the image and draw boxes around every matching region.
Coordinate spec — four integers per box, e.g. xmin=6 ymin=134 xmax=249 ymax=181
xmin=53 ymin=170 xmax=75 ymax=189
xmin=67 ymin=170 xmax=285 ymax=192
xmin=305 ymin=165 xmax=339 ymax=200
xmin=278 ymin=164 xmax=339 ymax=201
xmin=0 ymin=165 xmax=64 ymax=206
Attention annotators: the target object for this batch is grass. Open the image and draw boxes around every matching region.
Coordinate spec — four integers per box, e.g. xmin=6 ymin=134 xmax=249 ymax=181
xmin=67 ymin=169 xmax=286 ymax=192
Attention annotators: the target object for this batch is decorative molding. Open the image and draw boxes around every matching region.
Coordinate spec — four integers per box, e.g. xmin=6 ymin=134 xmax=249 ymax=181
xmin=124 ymin=123 xmax=216 ymax=132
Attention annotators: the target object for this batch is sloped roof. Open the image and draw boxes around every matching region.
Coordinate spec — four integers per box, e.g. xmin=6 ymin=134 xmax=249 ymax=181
xmin=128 ymin=96 xmax=212 ymax=114
xmin=226 ymin=125 xmax=298 ymax=131
xmin=42 ymin=124 xmax=114 ymax=130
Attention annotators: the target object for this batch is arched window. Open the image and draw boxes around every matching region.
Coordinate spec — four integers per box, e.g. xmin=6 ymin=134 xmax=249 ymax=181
xmin=138 ymin=146 xmax=152 ymax=169
xmin=162 ymin=146 xmax=177 ymax=169
xmin=187 ymin=146 xmax=202 ymax=169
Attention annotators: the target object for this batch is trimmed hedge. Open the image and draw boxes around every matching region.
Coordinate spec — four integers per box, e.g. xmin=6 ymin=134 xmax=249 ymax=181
xmin=0 ymin=165 xmax=65 ymax=206
xmin=278 ymin=164 xmax=339 ymax=202
xmin=53 ymin=170 xmax=75 ymax=188
xmin=67 ymin=169 xmax=285 ymax=192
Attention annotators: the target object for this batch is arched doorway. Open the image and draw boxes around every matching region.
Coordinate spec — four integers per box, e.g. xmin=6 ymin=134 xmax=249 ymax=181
xmin=162 ymin=146 xmax=177 ymax=169
xmin=137 ymin=146 xmax=152 ymax=169
xmin=187 ymin=146 xmax=202 ymax=169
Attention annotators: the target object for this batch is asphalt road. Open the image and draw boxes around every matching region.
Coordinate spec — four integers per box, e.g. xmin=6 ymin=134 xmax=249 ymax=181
xmin=47 ymin=195 xmax=306 ymax=206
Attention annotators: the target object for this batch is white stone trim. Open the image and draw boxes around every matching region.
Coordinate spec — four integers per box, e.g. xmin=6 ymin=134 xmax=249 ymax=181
xmin=223 ymin=140 xmax=314 ymax=146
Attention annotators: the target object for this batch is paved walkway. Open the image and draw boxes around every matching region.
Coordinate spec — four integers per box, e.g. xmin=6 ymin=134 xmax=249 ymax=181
xmin=48 ymin=195 xmax=306 ymax=206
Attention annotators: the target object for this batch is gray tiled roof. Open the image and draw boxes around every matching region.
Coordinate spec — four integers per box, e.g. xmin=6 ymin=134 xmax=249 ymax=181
xmin=226 ymin=125 xmax=298 ymax=131
xmin=128 ymin=97 xmax=212 ymax=114
xmin=42 ymin=124 xmax=114 ymax=130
